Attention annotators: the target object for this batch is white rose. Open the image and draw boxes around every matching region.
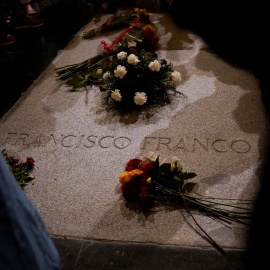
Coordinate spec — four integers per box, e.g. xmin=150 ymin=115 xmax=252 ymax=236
xmin=148 ymin=60 xmax=161 ymax=72
xmin=139 ymin=151 xmax=159 ymax=167
xmin=171 ymin=71 xmax=181 ymax=83
xmin=111 ymin=89 xmax=122 ymax=102
xmin=128 ymin=40 xmax=137 ymax=48
xmin=134 ymin=92 xmax=147 ymax=105
xmin=114 ymin=65 xmax=127 ymax=79
xmin=127 ymin=54 xmax=140 ymax=65
xmin=117 ymin=51 xmax=127 ymax=60
xmin=160 ymin=156 xmax=183 ymax=172
xmin=103 ymin=71 xmax=111 ymax=80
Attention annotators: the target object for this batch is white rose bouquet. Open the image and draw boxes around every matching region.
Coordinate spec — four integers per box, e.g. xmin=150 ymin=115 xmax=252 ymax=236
xmin=100 ymin=49 xmax=184 ymax=113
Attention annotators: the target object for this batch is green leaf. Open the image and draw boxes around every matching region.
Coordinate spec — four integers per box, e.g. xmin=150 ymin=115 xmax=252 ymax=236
xmin=66 ymin=78 xmax=80 ymax=87
xmin=66 ymin=78 xmax=87 ymax=88
xmin=159 ymin=163 xmax=171 ymax=173
xmin=157 ymin=176 xmax=171 ymax=187
xmin=173 ymin=176 xmax=184 ymax=191
xmin=71 ymin=73 xmax=84 ymax=81
xmin=96 ymin=69 xmax=103 ymax=75
xmin=179 ymin=172 xmax=197 ymax=180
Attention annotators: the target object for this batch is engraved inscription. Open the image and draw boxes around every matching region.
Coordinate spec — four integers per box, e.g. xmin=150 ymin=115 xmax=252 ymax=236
xmin=141 ymin=136 xmax=251 ymax=154
xmin=2 ymin=132 xmax=132 ymax=150
xmin=2 ymin=133 xmax=252 ymax=154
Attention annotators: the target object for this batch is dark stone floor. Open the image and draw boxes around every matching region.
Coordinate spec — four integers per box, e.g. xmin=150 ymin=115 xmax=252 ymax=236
xmin=1 ymin=0 xmax=270 ymax=269
xmin=52 ymin=237 xmax=248 ymax=270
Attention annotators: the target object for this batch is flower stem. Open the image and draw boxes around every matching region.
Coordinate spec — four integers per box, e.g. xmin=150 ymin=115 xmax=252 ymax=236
xmin=181 ymin=194 xmax=226 ymax=254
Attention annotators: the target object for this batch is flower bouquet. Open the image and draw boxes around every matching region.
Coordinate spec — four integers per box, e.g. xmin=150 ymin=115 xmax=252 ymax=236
xmin=100 ymin=49 xmax=183 ymax=113
xmin=55 ymin=11 xmax=159 ymax=89
xmin=55 ymin=8 xmax=186 ymax=114
xmin=2 ymin=149 xmax=35 ymax=188
xmin=119 ymin=152 xmax=253 ymax=253
xmin=82 ymin=8 xmax=151 ymax=39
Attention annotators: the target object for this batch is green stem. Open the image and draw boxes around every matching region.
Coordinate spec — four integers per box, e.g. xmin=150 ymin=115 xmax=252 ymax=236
xmin=153 ymin=181 xmax=252 ymax=222
xmin=181 ymin=194 xmax=226 ymax=254
xmin=184 ymin=194 xmax=253 ymax=211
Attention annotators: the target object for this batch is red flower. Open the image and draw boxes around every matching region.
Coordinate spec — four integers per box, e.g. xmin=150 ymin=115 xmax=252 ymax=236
xmin=138 ymin=11 xmax=150 ymax=24
xmin=144 ymin=28 xmax=155 ymax=39
xmin=122 ymin=181 xmax=140 ymax=201
xmin=27 ymin=157 xmax=35 ymax=169
xmin=126 ymin=159 xmax=142 ymax=171
xmin=143 ymin=161 xmax=155 ymax=173
xmin=128 ymin=48 xmax=138 ymax=54
xmin=147 ymin=36 xmax=159 ymax=51
xmin=140 ymin=175 xmax=149 ymax=184
xmin=138 ymin=175 xmax=150 ymax=189
xmin=139 ymin=186 xmax=149 ymax=202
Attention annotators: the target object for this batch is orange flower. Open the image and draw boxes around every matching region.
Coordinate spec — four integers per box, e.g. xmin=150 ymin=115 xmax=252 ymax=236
xmin=119 ymin=169 xmax=143 ymax=185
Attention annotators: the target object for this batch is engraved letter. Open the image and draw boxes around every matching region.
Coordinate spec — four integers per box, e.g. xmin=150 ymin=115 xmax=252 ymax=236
xmin=141 ymin=137 xmax=156 ymax=150
xmin=61 ymin=135 xmax=76 ymax=147
xmin=175 ymin=138 xmax=188 ymax=151
xmin=114 ymin=137 xmax=131 ymax=149
xmin=98 ymin=136 xmax=114 ymax=148
xmin=30 ymin=134 xmax=42 ymax=146
xmin=76 ymin=135 xmax=85 ymax=148
xmin=84 ymin=135 xmax=97 ymax=148
xmin=16 ymin=133 xmax=30 ymax=146
xmin=157 ymin=137 xmax=172 ymax=150
xmin=231 ymin=139 xmax=251 ymax=153
xmin=2 ymin=132 xmax=17 ymax=145
xmin=49 ymin=134 xmax=64 ymax=145
xmin=212 ymin=140 xmax=227 ymax=152
xmin=192 ymin=138 xmax=209 ymax=152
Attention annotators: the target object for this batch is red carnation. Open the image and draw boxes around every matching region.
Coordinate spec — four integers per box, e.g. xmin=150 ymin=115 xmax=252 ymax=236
xmin=26 ymin=157 xmax=35 ymax=169
xmin=140 ymin=175 xmax=149 ymax=184
xmin=128 ymin=48 xmax=138 ymax=54
xmin=139 ymin=186 xmax=149 ymax=202
xmin=126 ymin=159 xmax=142 ymax=171
xmin=122 ymin=181 xmax=140 ymax=202
xmin=143 ymin=161 xmax=155 ymax=173
xmin=147 ymin=35 xmax=159 ymax=51
xmin=138 ymin=11 xmax=150 ymax=24
xmin=144 ymin=28 xmax=155 ymax=39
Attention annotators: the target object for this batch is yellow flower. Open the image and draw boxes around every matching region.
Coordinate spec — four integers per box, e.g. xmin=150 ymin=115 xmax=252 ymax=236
xmin=142 ymin=24 xmax=153 ymax=31
xmin=134 ymin=8 xmax=148 ymax=15
xmin=146 ymin=177 xmax=151 ymax=184
xmin=119 ymin=169 xmax=143 ymax=185
xmin=140 ymin=8 xmax=147 ymax=13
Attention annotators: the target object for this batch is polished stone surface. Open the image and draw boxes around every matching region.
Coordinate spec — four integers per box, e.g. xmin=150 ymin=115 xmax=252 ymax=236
xmin=1 ymin=12 xmax=268 ymax=253
xmin=1 ymin=1 xmax=270 ymax=269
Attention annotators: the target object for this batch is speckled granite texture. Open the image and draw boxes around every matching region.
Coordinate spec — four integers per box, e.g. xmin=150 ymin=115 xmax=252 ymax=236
xmin=0 ymin=14 xmax=268 ymax=250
